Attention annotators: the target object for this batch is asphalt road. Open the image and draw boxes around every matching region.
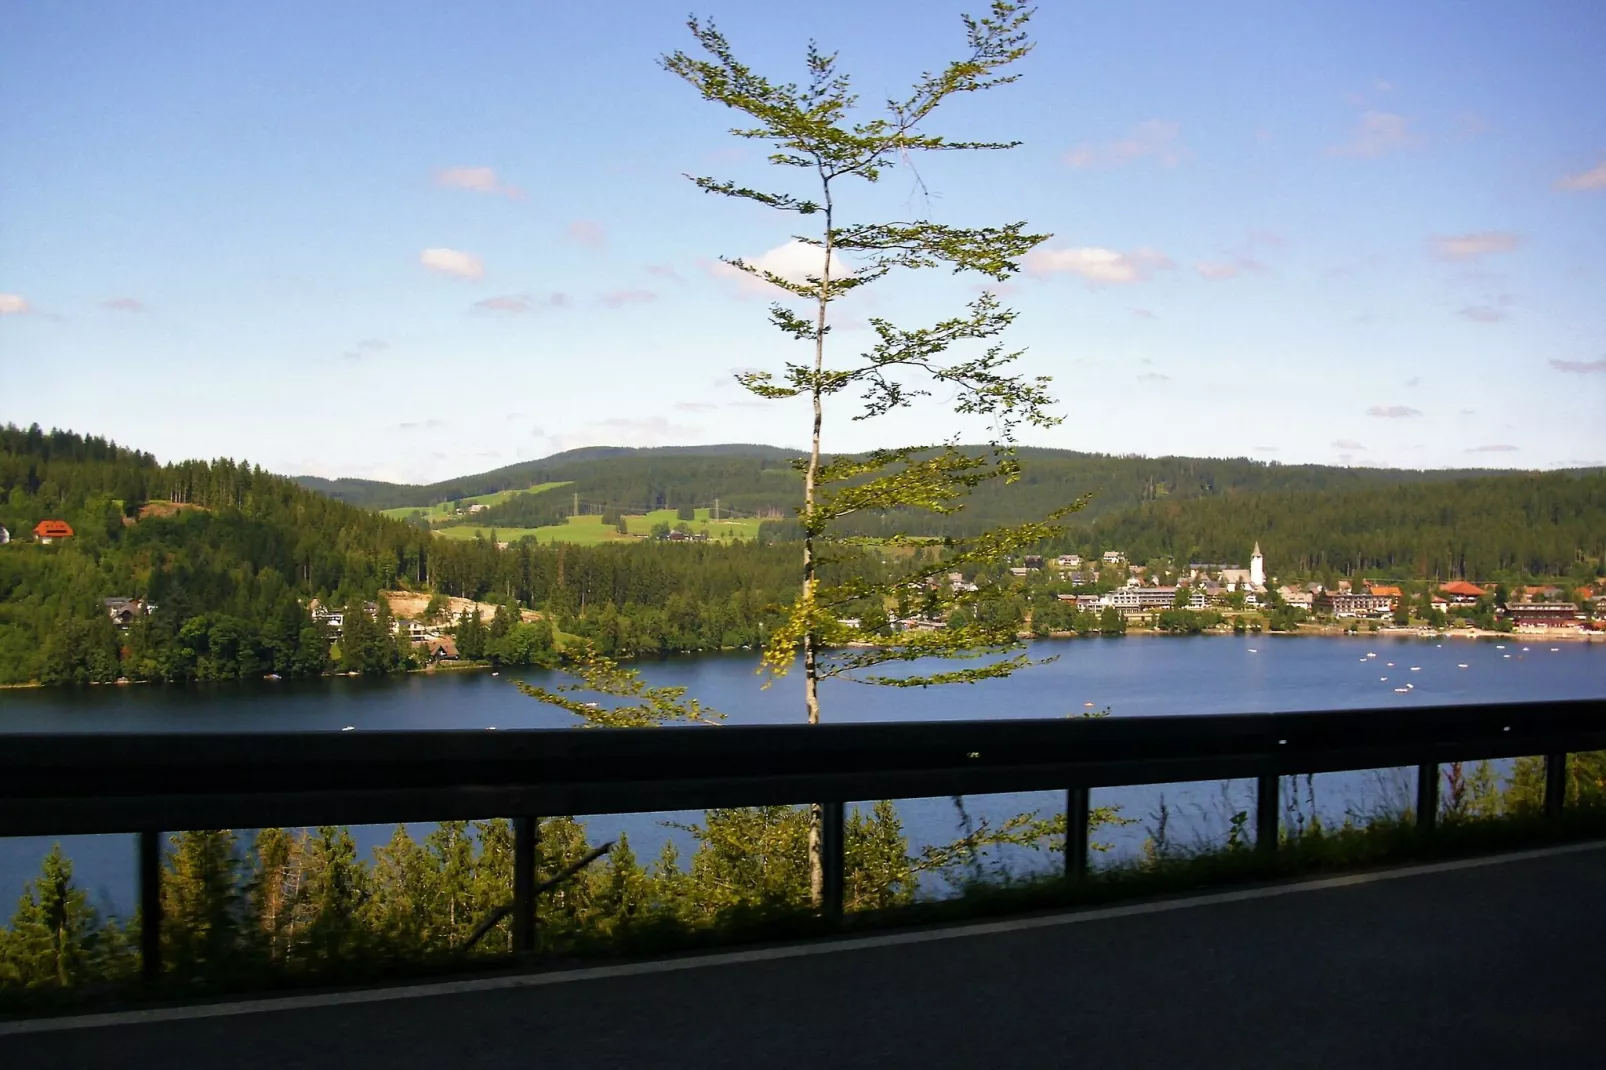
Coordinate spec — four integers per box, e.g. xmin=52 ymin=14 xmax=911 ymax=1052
xmin=6 ymin=845 xmax=1605 ymax=1070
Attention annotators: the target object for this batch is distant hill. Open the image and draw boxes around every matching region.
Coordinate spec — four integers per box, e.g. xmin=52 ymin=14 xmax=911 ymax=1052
xmin=295 ymin=443 xmax=804 ymax=512
xmin=299 ymin=443 xmax=1574 ymax=536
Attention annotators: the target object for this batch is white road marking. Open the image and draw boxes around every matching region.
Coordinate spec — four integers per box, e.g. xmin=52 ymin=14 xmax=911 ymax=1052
xmin=4 ymin=838 xmax=1603 ymax=1037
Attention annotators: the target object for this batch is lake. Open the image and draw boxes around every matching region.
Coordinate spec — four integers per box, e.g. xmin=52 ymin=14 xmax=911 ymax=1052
xmin=3 ymin=634 xmax=1602 ymax=914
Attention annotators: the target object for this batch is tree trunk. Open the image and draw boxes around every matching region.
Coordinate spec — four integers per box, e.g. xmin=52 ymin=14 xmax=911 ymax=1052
xmin=805 ymin=188 xmax=833 ymax=909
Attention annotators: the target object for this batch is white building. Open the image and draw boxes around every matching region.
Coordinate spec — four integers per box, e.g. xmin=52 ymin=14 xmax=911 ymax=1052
xmin=1249 ymin=542 xmax=1266 ymax=589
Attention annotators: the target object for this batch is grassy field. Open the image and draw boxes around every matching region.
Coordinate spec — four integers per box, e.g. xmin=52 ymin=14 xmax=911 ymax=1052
xmin=432 ymin=508 xmax=763 ymax=546
xmin=380 ymin=482 xmax=571 ymax=522
xmin=623 ymin=508 xmax=762 ymax=542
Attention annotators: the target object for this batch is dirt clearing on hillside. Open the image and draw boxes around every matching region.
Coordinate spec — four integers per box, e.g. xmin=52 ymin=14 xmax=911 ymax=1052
xmin=382 ymin=590 xmax=541 ymax=623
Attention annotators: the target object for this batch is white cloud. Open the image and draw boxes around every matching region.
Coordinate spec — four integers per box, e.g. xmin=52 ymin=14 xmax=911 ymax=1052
xmin=1064 ymin=120 xmax=1183 ymax=169
xmin=435 ymin=166 xmax=524 ymax=199
xmin=1466 ymin=444 xmax=1519 ymax=453
xmin=420 ymin=248 xmax=484 ymax=280
xmin=1327 ymin=111 xmax=1412 ymax=157
xmin=1024 ymin=246 xmax=1173 ymax=285
xmin=708 ymin=241 xmax=850 ymax=297
xmin=1333 ymin=439 xmax=1367 ymax=450
xmin=1367 ymin=405 xmax=1422 ymax=418
xmin=0 ymin=293 xmax=30 ymax=315
xmin=567 ymin=220 xmax=606 ymax=247
xmin=1430 ymin=232 xmax=1521 ymax=261
xmin=1550 ymin=357 xmax=1606 ymax=374
xmin=1556 ymin=160 xmax=1606 ymax=192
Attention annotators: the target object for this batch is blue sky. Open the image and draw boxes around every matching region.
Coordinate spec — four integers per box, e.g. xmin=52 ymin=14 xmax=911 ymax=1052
xmin=2 ymin=0 xmax=1603 ymax=483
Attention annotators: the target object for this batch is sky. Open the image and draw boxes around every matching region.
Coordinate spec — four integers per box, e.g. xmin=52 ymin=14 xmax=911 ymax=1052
xmin=2 ymin=0 xmax=1604 ymax=484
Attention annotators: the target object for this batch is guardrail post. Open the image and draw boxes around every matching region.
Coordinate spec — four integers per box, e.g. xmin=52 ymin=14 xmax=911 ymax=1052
xmin=1065 ymin=786 xmax=1090 ymax=884
xmin=513 ymin=816 xmax=537 ymax=955
xmin=820 ymin=801 xmax=844 ymax=922
xmin=138 ymin=830 xmax=161 ymax=985
xmin=1255 ymin=774 xmax=1279 ymax=854
xmin=1416 ymin=763 xmax=1438 ymax=832
xmin=1544 ymin=753 xmax=1568 ymax=821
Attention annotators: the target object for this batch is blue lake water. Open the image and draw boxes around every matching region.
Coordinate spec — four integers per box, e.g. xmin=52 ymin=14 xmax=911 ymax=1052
xmin=2 ymin=635 xmax=1602 ymax=915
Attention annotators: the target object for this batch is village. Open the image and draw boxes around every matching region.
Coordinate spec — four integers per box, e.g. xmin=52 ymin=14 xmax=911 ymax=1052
xmin=889 ymin=542 xmax=1606 ymax=637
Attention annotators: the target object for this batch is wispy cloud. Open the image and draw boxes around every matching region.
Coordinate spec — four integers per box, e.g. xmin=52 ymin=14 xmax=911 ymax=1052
xmin=1136 ymin=372 xmax=1170 ymax=383
xmin=601 ymin=289 xmax=657 ymax=309
xmin=1194 ymin=258 xmax=1268 ymax=281
xmin=0 ymin=293 xmax=30 ymax=316
xmin=566 ymin=220 xmax=606 ymax=247
xmin=1132 ymin=308 xmax=1158 ymax=320
xmin=356 ymin=338 xmax=388 ymax=352
xmin=1550 ymin=357 xmax=1606 ymax=374
xmin=1465 ymin=444 xmax=1518 ymax=453
xmin=1063 ymin=120 xmax=1183 ymax=169
xmin=545 ymin=416 xmax=701 ymax=453
xmin=1333 ymin=438 xmax=1367 ymax=450
xmin=1430 ymin=232 xmax=1521 ymax=261
xmin=435 ymin=166 xmax=524 ymax=199
xmin=646 ymin=264 xmax=682 ymax=280
xmin=420 ymin=247 xmax=484 ymax=280
xmin=1459 ymin=304 xmax=1508 ymax=323
xmin=100 ymin=297 xmax=145 ymax=312
xmin=1327 ymin=111 xmax=1412 ymax=158
xmin=1368 ymin=405 xmax=1422 ymax=418
xmin=1556 ymin=159 xmax=1606 ymax=192
xmin=473 ymin=293 xmax=568 ymax=314
xmin=1024 ymin=246 xmax=1174 ymax=285
xmin=397 ymin=419 xmax=448 ymax=431
xmin=674 ymin=402 xmax=718 ymax=413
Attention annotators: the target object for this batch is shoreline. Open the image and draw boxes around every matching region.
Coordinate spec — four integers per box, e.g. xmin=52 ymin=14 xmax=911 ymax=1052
xmin=3 ymin=626 xmax=1597 ymax=690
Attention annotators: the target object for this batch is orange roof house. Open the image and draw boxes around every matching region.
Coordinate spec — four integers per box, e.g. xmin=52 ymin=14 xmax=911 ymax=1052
xmin=1439 ymin=581 xmax=1486 ymax=599
xmin=34 ymin=519 xmax=74 ymax=542
xmin=1366 ymin=585 xmax=1403 ymax=600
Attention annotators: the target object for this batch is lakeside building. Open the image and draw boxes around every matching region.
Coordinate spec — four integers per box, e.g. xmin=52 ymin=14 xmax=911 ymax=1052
xmin=1319 ymin=591 xmax=1395 ymax=618
xmin=1438 ymin=581 xmax=1486 ymax=604
xmin=1249 ymin=543 xmax=1265 ymax=589
xmin=34 ymin=519 xmax=74 ymax=544
xmin=1366 ymin=585 xmax=1404 ymax=605
xmin=103 ymin=597 xmax=148 ymax=626
xmin=1278 ymin=586 xmax=1315 ymax=610
xmin=1504 ymin=603 xmax=1584 ymax=630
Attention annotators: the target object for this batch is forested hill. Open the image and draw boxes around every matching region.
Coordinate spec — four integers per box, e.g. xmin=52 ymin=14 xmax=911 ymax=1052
xmin=0 ymin=424 xmax=437 ymax=684
xmin=296 ymin=444 xmax=804 ymax=512
xmin=297 ymin=443 xmax=1545 ymax=529
xmin=1059 ymin=470 xmax=1606 ymax=582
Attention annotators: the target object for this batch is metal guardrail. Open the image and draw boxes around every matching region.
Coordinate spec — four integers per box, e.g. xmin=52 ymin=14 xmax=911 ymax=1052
xmin=3 ymin=698 xmax=1604 ymax=984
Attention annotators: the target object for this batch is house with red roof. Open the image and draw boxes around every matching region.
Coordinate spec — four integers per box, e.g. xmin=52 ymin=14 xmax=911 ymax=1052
xmin=1438 ymin=581 xmax=1486 ymax=604
xmin=34 ymin=519 xmax=74 ymax=544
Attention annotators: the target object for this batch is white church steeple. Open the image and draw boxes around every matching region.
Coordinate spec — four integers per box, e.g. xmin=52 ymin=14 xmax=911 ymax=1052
xmin=1249 ymin=541 xmax=1265 ymax=589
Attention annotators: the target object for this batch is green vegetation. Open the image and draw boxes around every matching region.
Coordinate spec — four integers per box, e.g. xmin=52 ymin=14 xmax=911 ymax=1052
xmin=4 ymin=752 xmax=1602 ymax=1010
xmin=379 ymin=482 xmax=571 ymax=524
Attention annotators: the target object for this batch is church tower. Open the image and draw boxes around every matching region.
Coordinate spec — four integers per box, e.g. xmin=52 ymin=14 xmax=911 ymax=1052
xmin=1249 ymin=541 xmax=1265 ymax=589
